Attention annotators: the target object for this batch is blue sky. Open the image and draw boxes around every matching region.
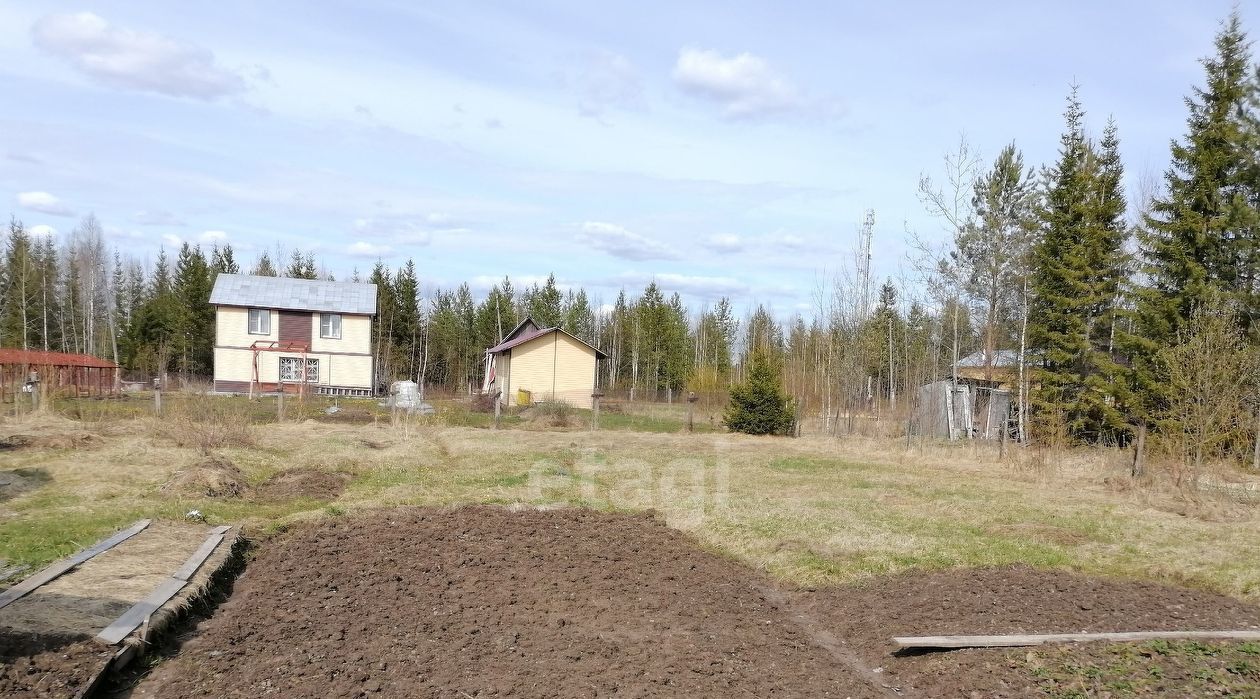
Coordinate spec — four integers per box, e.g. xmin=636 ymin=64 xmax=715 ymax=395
xmin=0 ymin=1 xmax=1242 ymax=313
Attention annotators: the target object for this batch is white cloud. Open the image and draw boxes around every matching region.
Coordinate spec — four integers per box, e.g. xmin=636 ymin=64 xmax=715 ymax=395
xmin=161 ymin=233 xmax=182 ymax=247
xmin=353 ymin=217 xmax=434 ymax=245
xmin=561 ymin=50 xmax=645 ymax=118
xmin=199 ymin=230 xmax=227 ymax=243
xmin=778 ymin=232 xmax=806 ymax=249
xmin=133 ymin=209 xmax=183 ymax=226
xmin=576 ymin=221 xmax=678 ymax=261
xmin=604 ymin=271 xmax=749 ymax=299
xmin=672 ymin=48 xmax=801 ymax=118
xmin=16 ymin=191 xmax=74 ymax=217
xmin=347 ymin=241 xmax=392 ymax=257
xmin=703 ymin=233 xmax=743 ymax=253
xmin=31 ymin=12 xmax=248 ymax=99
xmin=27 ymin=224 xmax=57 ymax=238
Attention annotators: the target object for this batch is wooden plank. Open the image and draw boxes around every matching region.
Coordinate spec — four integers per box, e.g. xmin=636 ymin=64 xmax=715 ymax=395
xmin=894 ymin=630 xmax=1260 ymax=650
xmin=0 ymin=562 xmax=30 ymax=583
xmin=171 ymin=532 xmax=225 ymax=581
xmin=95 ymin=525 xmax=233 ymax=645
xmin=0 ymin=519 xmax=150 ymax=609
xmin=96 ymin=577 xmax=188 ymax=645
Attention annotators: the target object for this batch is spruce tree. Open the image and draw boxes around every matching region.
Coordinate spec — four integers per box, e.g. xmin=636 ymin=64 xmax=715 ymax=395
xmin=173 ymin=243 xmax=214 ymax=375
xmin=285 ymin=249 xmax=318 ymax=279
xmin=1140 ymin=11 xmax=1256 ymax=339
xmin=528 ymin=273 xmax=563 ymax=327
xmin=1 ymin=219 xmax=36 ymax=349
xmin=392 ymin=260 xmax=420 ymax=376
xmin=1030 ymin=88 xmax=1130 ymax=442
xmin=724 ymin=349 xmax=795 ymax=435
xmin=252 ymin=251 xmax=278 ymax=277
xmin=1133 ymin=11 xmax=1258 ymax=423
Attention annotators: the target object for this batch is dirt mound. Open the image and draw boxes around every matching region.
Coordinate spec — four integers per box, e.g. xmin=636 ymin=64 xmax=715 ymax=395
xmin=0 ymin=636 xmax=113 ymax=699
xmin=161 ymin=456 xmax=248 ymax=498
xmin=138 ymin=507 xmax=881 ymax=698
xmin=0 ymin=468 xmax=50 ymax=502
xmin=253 ymin=468 xmax=349 ymax=501
xmin=0 ymin=433 xmax=100 ymax=451
xmin=793 ymin=565 xmax=1260 ymax=696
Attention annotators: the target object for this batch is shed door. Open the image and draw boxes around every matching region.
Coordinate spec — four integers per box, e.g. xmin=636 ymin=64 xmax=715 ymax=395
xmin=278 ymin=311 xmax=310 ymax=345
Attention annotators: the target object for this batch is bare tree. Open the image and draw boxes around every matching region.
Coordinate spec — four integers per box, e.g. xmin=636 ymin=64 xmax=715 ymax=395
xmin=914 ymin=134 xmax=982 ymax=389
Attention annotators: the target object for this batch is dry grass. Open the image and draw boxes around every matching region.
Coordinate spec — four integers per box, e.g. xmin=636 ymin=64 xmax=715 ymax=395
xmin=3 ymin=398 xmax=1260 ymax=603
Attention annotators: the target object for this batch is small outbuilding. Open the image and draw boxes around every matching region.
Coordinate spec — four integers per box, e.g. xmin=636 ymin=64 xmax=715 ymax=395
xmin=482 ymin=317 xmax=605 ymax=408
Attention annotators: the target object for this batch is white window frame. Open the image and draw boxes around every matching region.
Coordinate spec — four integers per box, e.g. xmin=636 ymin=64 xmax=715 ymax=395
xmin=279 ymin=357 xmax=319 ymax=383
xmin=247 ymin=308 xmax=270 ymax=335
xmin=320 ymin=313 xmax=342 ymax=340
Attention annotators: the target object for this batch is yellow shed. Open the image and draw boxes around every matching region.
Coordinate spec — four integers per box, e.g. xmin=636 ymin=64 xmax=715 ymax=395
xmin=484 ymin=318 xmax=605 ymax=408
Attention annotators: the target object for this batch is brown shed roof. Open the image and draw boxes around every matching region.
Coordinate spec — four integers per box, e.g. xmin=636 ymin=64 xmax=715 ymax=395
xmin=0 ymin=349 xmax=119 ymax=369
xmin=486 ymin=326 xmax=607 ymax=359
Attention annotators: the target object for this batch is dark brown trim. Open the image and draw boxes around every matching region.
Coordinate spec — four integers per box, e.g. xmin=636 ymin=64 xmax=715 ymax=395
xmin=214 ymin=345 xmax=371 ymax=358
xmin=214 ymin=379 xmax=370 ymax=394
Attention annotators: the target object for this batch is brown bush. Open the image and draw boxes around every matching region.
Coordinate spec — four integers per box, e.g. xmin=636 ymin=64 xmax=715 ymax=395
xmin=150 ymin=396 xmax=255 ymax=453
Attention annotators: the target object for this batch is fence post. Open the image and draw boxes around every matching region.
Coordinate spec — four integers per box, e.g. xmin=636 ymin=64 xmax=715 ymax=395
xmin=493 ymin=389 xmax=502 ymax=430
xmin=1132 ymin=423 xmax=1147 ymax=478
xmin=686 ymin=391 xmax=697 ymax=433
xmin=999 ymin=416 xmax=1008 ymax=460
xmin=277 ymin=381 xmax=285 ymax=422
xmin=591 ymin=392 xmax=603 ymax=431
xmin=153 ymin=376 xmax=162 ymax=416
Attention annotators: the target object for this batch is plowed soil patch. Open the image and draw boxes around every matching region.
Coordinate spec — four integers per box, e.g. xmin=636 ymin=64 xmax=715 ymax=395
xmin=253 ymin=468 xmax=349 ymax=501
xmin=0 ymin=637 xmax=112 ymax=699
xmin=136 ymin=507 xmax=880 ymax=698
xmin=792 ymin=565 xmax=1260 ymax=696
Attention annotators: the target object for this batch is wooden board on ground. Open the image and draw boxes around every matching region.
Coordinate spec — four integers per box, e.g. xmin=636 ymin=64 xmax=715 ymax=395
xmin=172 ymin=526 xmax=231 ymax=581
xmin=95 ymin=525 xmax=232 ymax=645
xmin=0 ymin=519 xmax=150 ymax=610
xmin=893 ymin=630 xmax=1260 ymax=650
xmin=96 ymin=577 xmax=189 ymax=645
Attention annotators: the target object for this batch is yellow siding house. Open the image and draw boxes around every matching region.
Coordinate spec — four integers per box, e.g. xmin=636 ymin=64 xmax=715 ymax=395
xmin=209 ymin=274 xmax=377 ymax=396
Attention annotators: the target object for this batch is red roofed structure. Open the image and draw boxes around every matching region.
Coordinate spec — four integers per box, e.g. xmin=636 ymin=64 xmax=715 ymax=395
xmin=0 ymin=348 xmax=120 ymax=400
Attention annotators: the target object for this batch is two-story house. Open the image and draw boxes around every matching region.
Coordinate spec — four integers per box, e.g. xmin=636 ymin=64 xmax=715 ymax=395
xmin=208 ymin=274 xmax=377 ymax=396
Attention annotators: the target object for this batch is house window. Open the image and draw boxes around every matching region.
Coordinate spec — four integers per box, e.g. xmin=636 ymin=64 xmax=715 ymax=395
xmin=320 ymin=313 xmax=342 ymax=339
xmin=280 ymin=357 xmax=319 ymax=383
xmin=247 ymin=308 xmax=270 ymax=335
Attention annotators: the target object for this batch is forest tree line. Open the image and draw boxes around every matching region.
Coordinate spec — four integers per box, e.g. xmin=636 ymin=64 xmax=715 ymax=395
xmin=2 ymin=12 xmax=1260 ymax=467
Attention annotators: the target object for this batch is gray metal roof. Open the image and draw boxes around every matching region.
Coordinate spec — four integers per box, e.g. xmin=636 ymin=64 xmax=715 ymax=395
xmin=957 ymin=349 xmax=1021 ymax=368
xmin=209 ymin=274 xmax=377 ymax=315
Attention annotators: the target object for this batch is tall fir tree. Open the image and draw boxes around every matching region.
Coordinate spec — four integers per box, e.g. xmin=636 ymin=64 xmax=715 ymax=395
xmin=1140 ymin=11 xmax=1257 ymax=335
xmin=173 ymin=243 xmax=214 ymax=375
xmin=1030 ymin=88 xmax=1129 ymax=442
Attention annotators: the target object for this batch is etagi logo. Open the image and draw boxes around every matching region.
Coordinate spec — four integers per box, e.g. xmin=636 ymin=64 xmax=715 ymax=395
xmin=523 ymin=450 xmax=730 ymax=529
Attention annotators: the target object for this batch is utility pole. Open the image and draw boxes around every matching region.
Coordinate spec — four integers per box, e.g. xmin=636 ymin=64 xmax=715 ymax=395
xmin=888 ymin=314 xmax=896 ymax=410
xmin=857 ymin=209 xmax=875 ymax=320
